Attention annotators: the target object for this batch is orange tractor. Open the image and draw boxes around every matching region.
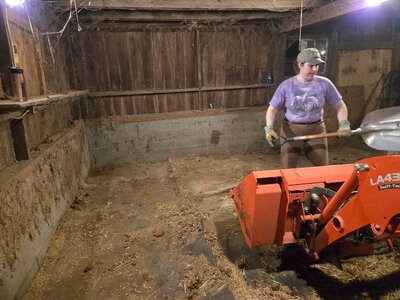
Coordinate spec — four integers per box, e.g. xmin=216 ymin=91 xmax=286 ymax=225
xmin=230 ymin=107 xmax=400 ymax=262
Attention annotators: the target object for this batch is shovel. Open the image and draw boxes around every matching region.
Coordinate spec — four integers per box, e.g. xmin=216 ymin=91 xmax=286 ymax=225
xmin=281 ymin=107 xmax=400 ymax=151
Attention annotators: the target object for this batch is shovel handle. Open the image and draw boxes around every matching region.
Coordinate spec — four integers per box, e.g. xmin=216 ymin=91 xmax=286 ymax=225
xmin=279 ymin=107 xmax=400 ymax=150
xmin=284 ymin=129 xmax=360 ymax=142
xmin=285 ymin=132 xmax=339 ymax=142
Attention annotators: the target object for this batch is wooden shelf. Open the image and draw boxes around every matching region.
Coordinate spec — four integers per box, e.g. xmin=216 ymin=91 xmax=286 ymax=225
xmin=0 ymin=90 xmax=89 ymax=110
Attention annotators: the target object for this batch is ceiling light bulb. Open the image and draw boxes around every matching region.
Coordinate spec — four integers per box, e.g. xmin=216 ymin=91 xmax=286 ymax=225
xmin=5 ymin=0 xmax=25 ymax=7
xmin=365 ymin=0 xmax=387 ymax=7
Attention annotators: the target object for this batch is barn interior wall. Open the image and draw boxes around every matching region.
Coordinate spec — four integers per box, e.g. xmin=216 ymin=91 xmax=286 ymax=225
xmin=0 ymin=94 xmax=87 ymax=173
xmin=0 ymin=99 xmax=277 ymax=300
xmin=0 ymin=14 xmax=284 ymax=298
xmin=0 ymin=120 xmax=90 ymax=300
xmin=0 ymin=4 xmax=399 ymax=300
xmin=0 ymin=2 xmax=71 ymax=99
xmin=66 ymin=22 xmax=283 ymax=115
xmin=85 ymin=108 xmax=268 ymax=170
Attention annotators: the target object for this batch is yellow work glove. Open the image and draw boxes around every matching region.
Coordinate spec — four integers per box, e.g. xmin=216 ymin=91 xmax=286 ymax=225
xmin=264 ymin=125 xmax=279 ymax=147
xmin=337 ymin=120 xmax=352 ymax=138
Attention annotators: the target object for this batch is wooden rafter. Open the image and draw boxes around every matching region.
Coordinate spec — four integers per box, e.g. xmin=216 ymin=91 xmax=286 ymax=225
xmin=79 ymin=10 xmax=287 ymax=22
xmin=53 ymin=0 xmax=325 ymax=11
xmin=281 ymin=0 xmax=399 ymax=33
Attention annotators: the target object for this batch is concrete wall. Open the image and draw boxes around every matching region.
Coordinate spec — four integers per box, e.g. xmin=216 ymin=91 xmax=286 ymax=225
xmin=0 ymin=100 xmax=355 ymax=299
xmin=0 ymin=121 xmax=90 ymax=300
xmin=86 ymin=108 xmax=269 ymax=169
xmin=1 ymin=103 xmax=272 ymax=300
xmin=0 ymin=94 xmax=89 ymax=300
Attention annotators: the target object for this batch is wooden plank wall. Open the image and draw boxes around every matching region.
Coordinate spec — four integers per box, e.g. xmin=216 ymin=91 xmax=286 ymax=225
xmin=68 ymin=24 xmax=279 ymax=116
xmin=6 ymin=11 xmax=43 ymax=97
xmin=334 ymin=8 xmax=396 ymax=112
xmin=38 ymin=35 xmax=70 ymax=94
xmin=69 ymin=30 xmax=197 ymax=91
xmin=201 ymin=28 xmax=271 ymax=108
xmin=4 ymin=5 xmax=70 ymax=98
xmin=337 ymin=49 xmax=392 ymax=114
xmin=83 ymin=94 xmax=199 ymax=119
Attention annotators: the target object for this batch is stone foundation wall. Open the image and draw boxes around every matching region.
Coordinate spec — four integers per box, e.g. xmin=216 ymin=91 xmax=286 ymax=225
xmin=85 ymin=108 xmax=270 ymax=169
xmin=0 ymin=121 xmax=90 ymax=300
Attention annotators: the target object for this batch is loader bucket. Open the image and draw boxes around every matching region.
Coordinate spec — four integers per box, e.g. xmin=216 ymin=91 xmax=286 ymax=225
xmin=230 ymin=170 xmax=283 ymax=248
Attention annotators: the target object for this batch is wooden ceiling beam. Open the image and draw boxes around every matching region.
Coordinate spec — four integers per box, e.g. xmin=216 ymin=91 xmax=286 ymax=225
xmin=79 ymin=10 xmax=287 ymax=22
xmin=54 ymin=0 xmax=325 ymax=11
xmin=281 ymin=0 xmax=397 ymax=33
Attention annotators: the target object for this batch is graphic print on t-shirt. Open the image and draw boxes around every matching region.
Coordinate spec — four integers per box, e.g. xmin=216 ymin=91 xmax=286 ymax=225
xmin=289 ymin=86 xmax=321 ymax=117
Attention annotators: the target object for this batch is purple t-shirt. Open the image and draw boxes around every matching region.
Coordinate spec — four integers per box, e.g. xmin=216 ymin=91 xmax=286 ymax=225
xmin=269 ymin=75 xmax=342 ymax=123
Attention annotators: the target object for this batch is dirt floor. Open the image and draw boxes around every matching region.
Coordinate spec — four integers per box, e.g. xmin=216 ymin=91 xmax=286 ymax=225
xmin=24 ymin=141 xmax=400 ymax=300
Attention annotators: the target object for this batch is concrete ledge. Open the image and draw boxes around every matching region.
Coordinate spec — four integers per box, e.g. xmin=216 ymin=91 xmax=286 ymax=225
xmin=85 ymin=106 xmax=267 ymax=124
xmin=0 ymin=121 xmax=90 ymax=300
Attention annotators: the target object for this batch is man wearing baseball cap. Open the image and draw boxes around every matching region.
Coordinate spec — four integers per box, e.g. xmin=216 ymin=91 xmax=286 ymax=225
xmin=264 ymin=48 xmax=351 ymax=168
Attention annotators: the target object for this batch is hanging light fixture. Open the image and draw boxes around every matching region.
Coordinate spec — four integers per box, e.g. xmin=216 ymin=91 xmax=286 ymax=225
xmin=5 ymin=0 xmax=25 ymax=8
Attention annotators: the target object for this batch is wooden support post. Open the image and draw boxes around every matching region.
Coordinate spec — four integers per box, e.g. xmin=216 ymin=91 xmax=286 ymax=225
xmin=196 ymin=29 xmax=204 ymax=110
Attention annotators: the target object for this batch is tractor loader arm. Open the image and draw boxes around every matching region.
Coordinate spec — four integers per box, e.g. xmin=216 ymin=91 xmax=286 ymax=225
xmin=312 ymin=156 xmax=400 ymax=258
xmin=230 ymin=155 xmax=400 ymax=260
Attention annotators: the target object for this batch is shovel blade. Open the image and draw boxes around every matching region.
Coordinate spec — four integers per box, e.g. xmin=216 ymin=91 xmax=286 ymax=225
xmin=362 ymin=130 xmax=400 ymax=151
xmin=360 ymin=107 xmax=400 ymax=151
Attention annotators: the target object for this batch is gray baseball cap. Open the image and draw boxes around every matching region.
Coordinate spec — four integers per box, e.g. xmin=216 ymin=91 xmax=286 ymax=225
xmin=297 ymin=48 xmax=326 ymax=65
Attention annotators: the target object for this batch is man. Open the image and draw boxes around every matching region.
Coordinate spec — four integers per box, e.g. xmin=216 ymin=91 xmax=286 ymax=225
xmin=265 ymin=48 xmax=351 ymax=168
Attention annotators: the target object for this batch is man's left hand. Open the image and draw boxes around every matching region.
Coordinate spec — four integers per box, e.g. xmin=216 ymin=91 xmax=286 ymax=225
xmin=337 ymin=120 xmax=351 ymax=138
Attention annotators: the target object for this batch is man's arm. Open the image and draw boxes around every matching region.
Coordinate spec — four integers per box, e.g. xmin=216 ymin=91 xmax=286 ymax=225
xmin=333 ymin=100 xmax=351 ymax=137
xmin=266 ymin=105 xmax=278 ymax=126
xmin=265 ymin=105 xmax=279 ymax=146
xmin=333 ymin=100 xmax=348 ymax=122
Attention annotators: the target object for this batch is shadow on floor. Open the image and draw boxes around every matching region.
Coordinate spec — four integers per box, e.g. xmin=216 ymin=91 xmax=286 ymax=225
xmin=214 ymin=215 xmax=400 ymax=299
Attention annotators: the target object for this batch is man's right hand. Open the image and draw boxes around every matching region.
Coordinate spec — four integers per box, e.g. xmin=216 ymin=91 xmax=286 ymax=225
xmin=264 ymin=125 xmax=279 ymax=147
